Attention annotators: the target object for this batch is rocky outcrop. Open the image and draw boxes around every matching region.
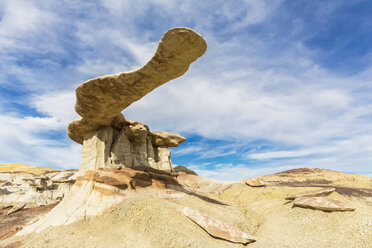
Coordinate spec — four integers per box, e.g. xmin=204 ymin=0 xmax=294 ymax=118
xmin=293 ymin=197 xmax=356 ymax=212
xmin=16 ymin=27 xmax=206 ymax=237
xmin=0 ymin=171 xmax=77 ymax=208
xmin=183 ymin=207 xmax=257 ymax=244
xmin=285 ymin=188 xmax=335 ymax=200
xmin=68 ymin=28 xmax=206 ymax=172
xmin=17 ymin=167 xmax=180 ymax=235
xmin=79 ymin=120 xmax=182 ymax=172
xmin=67 ymin=27 xmax=206 ymax=145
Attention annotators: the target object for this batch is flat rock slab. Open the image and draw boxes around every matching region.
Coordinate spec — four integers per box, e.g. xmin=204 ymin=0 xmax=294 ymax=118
xmin=245 ymin=178 xmax=265 ymax=187
xmin=7 ymin=204 xmax=26 ymax=215
xmin=293 ymin=197 xmax=355 ymax=212
xmin=285 ymin=187 xmax=335 ymax=200
xmin=183 ymin=207 xmax=256 ymax=244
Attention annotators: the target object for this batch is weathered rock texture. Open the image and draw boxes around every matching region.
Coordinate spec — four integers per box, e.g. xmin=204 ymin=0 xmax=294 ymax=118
xmin=293 ymin=197 xmax=356 ymax=212
xmin=0 ymin=171 xmax=77 ymax=208
xmin=79 ymin=120 xmax=186 ymax=172
xmin=285 ymin=187 xmax=335 ymax=200
xmin=183 ymin=207 xmax=257 ymax=244
xmin=17 ymin=167 xmax=180 ymax=235
xmin=67 ymin=27 xmax=206 ymax=145
xmin=245 ymin=178 xmax=265 ymax=187
xmin=15 ymin=27 xmax=207 ymax=237
xmin=68 ymin=27 xmax=205 ymax=172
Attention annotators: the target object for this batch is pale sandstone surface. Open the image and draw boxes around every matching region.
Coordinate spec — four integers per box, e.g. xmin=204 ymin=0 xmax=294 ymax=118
xmin=293 ymin=196 xmax=356 ymax=211
xmin=79 ymin=122 xmax=178 ymax=172
xmin=1 ymin=168 xmax=371 ymax=247
xmin=0 ymin=170 xmax=77 ymax=208
xmin=68 ymin=27 xmax=206 ymax=144
xmin=285 ymin=187 xmax=335 ymax=200
xmin=183 ymin=206 xmax=257 ymax=244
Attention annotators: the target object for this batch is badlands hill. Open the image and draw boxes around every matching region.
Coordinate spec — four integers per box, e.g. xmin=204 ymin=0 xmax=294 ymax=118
xmin=0 ymin=164 xmax=371 ymax=248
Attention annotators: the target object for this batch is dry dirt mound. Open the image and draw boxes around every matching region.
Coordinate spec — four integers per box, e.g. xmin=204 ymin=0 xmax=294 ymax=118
xmin=1 ymin=167 xmax=371 ymax=248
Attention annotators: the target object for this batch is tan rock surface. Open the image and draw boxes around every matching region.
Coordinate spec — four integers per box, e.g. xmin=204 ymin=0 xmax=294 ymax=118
xmin=0 ymin=164 xmax=58 ymax=175
xmin=293 ymin=197 xmax=356 ymax=212
xmin=245 ymin=178 xmax=265 ymax=187
xmin=151 ymin=132 xmax=186 ymax=147
xmin=285 ymin=187 xmax=335 ymax=200
xmin=16 ymin=167 xmax=180 ymax=235
xmin=183 ymin=207 xmax=257 ymax=244
xmin=68 ymin=27 xmax=206 ymax=144
xmin=79 ymin=123 xmax=175 ymax=171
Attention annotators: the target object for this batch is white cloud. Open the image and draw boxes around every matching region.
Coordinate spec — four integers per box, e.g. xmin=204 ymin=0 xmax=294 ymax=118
xmin=0 ymin=1 xmax=371 ymax=180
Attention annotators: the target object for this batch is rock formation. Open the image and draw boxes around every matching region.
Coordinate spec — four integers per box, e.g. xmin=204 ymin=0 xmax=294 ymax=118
xmin=17 ymin=27 xmax=207 ymax=235
xmin=0 ymin=171 xmax=77 ymax=208
xmin=183 ymin=207 xmax=257 ymax=244
xmin=293 ymin=197 xmax=356 ymax=212
xmin=67 ymin=27 xmax=206 ymax=172
xmin=285 ymin=187 xmax=335 ymax=200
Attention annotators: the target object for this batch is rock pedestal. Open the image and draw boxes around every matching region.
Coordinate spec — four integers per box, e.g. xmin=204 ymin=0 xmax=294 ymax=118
xmin=16 ymin=27 xmax=206 ymax=236
xmin=80 ymin=120 xmax=185 ymax=171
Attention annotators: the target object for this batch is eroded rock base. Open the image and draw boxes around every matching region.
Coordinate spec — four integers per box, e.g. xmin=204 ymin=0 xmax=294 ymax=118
xmin=81 ymin=120 xmax=185 ymax=171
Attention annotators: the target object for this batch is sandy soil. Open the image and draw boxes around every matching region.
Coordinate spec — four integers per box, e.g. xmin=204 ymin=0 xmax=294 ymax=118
xmin=1 ymin=168 xmax=371 ymax=248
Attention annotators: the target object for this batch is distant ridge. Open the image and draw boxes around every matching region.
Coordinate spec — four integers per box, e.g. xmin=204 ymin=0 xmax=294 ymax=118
xmin=0 ymin=163 xmax=59 ymax=175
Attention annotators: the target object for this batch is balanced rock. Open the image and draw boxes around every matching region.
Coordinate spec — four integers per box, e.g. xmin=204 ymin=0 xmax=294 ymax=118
xmin=245 ymin=178 xmax=265 ymax=187
xmin=17 ymin=27 xmax=206 ymax=236
xmin=67 ymin=27 xmax=206 ymax=145
xmin=293 ymin=197 xmax=356 ymax=212
xmin=67 ymin=27 xmax=206 ymax=172
xmin=183 ymin=207 xmax=256 ymax=244
xmin=285 ymin=187 xmax=335 ymax=200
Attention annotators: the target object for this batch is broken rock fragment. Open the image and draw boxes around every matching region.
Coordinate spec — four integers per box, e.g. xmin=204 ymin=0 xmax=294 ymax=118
xmin=183 ymin=207 xmax=256 ymax=244
xmin=245 ymin=178 xmax=265 ymax=187
xmin=285 ymin=188 xmax=335 ymax=200
xmin=293 ymin=197 xmax=355 ymax=212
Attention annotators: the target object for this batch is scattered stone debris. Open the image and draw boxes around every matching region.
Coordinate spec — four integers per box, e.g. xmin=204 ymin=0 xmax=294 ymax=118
xmin=285 ymin=188 xmax=335 ymax=200
xmin=293 ymin=197 xmax=356 ymax=212
xmin=245 ymin=178 xmax=265 ymax=187
xmin=183 ymin=207 xmax=257 ymax=244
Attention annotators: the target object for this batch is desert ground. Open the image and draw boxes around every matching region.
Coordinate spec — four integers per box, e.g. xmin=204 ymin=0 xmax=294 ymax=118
xmin=0 ymin=164 xmax=371 ymax=248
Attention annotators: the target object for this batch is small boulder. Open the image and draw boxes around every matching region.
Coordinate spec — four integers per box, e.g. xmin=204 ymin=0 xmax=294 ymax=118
xmin=245 ymin=178 xmax=265 ymax=187
xmin=293 ymin=197 xmax=355 ymax=212
xmin=285 ymin=187 xmax=335 ymax=200
xmin=183 ymin=207 xmax=256 ymax=244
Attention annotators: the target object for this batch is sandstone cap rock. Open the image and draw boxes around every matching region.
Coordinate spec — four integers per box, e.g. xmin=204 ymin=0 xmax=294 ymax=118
xmin=293 ymin=197 xmax=356 ymax=212
xmin=285 ymin=187 xmax=335 ymax=200
xmin=151 ymin=132 xmax=186 ymax=147
xmin=68 ymin=28 xmax=207 ymax=144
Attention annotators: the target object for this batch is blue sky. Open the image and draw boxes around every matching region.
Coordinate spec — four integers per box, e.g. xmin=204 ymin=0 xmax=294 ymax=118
xmin=1 ymin=0 xmax=372 ymax=181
